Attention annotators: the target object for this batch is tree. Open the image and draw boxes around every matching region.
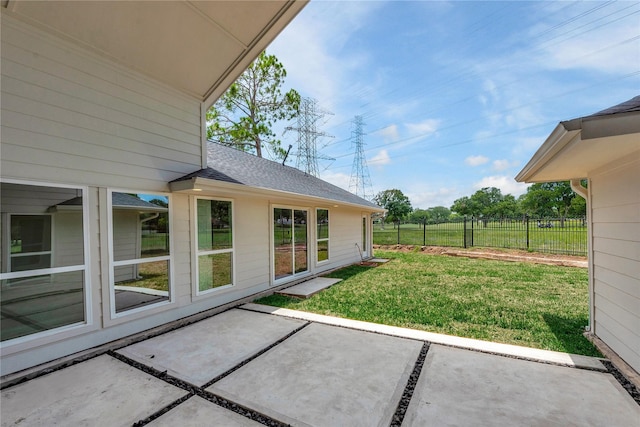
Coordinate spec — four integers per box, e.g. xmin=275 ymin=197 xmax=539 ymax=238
xmin=520 ymin=181 xmax=582 ymax=225
xmin=410 ymin=208 xmax=430 ymax=227
xmin=451 ymin=187 xmax=504 ymax=218
xmin=207 ymin=51 xmax=301 ymax=159
xmin=373 ymin=189 xmax=412 ymax=227
xmin=428 ymin=206 xmax=451 ymax=223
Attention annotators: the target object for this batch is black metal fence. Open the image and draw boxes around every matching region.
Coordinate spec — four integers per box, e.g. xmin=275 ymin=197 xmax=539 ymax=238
xmin=373 ymin=216 xmax=587 ymax=256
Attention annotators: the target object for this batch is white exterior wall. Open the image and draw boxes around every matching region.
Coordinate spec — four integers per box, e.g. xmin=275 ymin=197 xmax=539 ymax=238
xmin=0 ymin=14 xmax=378 ymax=377
xmin=590 ymin=154 xmax=640 ymax=374
xmin=0 ymin=14 xmax=205 ymax=375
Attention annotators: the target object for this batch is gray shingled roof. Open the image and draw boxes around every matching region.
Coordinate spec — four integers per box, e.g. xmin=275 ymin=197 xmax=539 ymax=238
xmin=171 ymin=143 xmax=380 ymax=209
xmin=586 ymin=95 xmax=640 ymax=118
xmin=112 ymin=193 xmax=168 ymax=211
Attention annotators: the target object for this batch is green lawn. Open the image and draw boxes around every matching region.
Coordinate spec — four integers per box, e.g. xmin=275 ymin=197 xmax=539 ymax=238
xmin=256 ymin=250 xmax=599 ymax=357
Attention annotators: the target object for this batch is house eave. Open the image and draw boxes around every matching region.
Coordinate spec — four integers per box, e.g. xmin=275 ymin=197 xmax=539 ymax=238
xmin=170 ymin=176 xmax=385 ymax=212
xmin=515 ymin=123 xmax=581 ymax=183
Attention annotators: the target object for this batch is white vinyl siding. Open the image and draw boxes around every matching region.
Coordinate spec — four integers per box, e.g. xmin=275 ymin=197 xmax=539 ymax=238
xmin=1 ymin=15 xmax=202 ymax=190
xmin=590 ymin=154 xmax=640 ymax=373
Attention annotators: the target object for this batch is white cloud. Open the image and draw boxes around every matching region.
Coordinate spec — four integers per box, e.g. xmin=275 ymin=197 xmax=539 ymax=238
xmin=407 ymin=185 xmax=461 ymax=209
xmin=370 ymin=149 xmax=391 ymax=166
xmin=465 ymin=155 xmax=489 ymax=167
xmin=535 ymin=19 xmax=640 ymax=74
xmin=268 ymin=2 xmax=384 ymax=109
xmin=492 ymin=159 xmax=517 ymax=171
xmin=473 ymin=175 xmax=530 ymax=196
xmin=320 ymin=170 xmax=351 ymax=191
xmin=405 ymin=119 xmax=440 ymax=136
xmin=376 ymin=124 xmax=400 ymax=142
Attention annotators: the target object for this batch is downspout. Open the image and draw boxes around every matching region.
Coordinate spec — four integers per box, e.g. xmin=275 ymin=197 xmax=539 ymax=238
xmin=571 ymin=179 xmax=593 ymax=333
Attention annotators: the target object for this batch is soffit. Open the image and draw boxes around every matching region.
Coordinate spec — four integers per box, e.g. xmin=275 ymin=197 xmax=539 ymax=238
xmin=2 ymin=0 xmax=306 ymax=104
xmin=520 ymin=131 xmax=640 ymax=183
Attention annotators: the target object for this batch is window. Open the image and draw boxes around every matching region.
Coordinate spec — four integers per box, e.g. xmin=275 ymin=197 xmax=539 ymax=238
xmin=196 ymin=198 xmax=233 ymax=293
xmin=317 ymin=209 xmax=329 ymax=262
xmin=1 ymin=182 xmax=88 ymax=342
xmin=110 ymin=191 xmax=171 ymax=314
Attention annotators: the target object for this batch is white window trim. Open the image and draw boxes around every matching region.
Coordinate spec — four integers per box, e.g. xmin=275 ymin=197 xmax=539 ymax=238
xmin=271 ymin=204 xmax=311 ymax=286
xmin=107 ymin=189 xmax=174 ymax=319
xmin=0 ymin=179 xmax=92 ymax=348
xmin=192 ymin=196 xmax=236 ymax=297
xmin=316 ymin=208 xmax=330 ymax=265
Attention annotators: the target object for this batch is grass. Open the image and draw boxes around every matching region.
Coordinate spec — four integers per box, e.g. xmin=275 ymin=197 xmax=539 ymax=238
xmin=256 ymin=250 xmax=600 ymax=357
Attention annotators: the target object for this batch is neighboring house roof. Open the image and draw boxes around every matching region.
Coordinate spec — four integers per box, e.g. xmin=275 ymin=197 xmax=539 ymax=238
xmin=112 ymin=193 xmax=168 ymax=212
xmin=49 ymin=194 xmax=168 ymax=212
xmin=171 ymin=143 xmax=383 ymax=211
xmin=2 ymin=0 xmax=307 ymax=106
xmin=516 ymin=95 xmax=640 ymax=183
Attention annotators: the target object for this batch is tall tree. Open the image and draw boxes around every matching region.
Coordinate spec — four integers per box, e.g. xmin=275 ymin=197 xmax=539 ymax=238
xmin=373 ymin=189 xmax=412 ymax=226
xmin=207 ymin=51 xmax=301 ymax=159
xmin=520 ymin=181 xmax=582 ymax=225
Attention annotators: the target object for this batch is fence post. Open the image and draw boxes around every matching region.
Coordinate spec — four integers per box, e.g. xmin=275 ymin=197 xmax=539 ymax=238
xmin=397 ymin=221 xmax=400 ymax=245
xmin=526 ymin=215 xmax=530 ymax=251
xmin=423 ymin=218 xmax=426 ymax=246
xmin=471 ymin=216 xmax=474 ymax=247
xmin=463 ymin=216 xmax=467 ymax=248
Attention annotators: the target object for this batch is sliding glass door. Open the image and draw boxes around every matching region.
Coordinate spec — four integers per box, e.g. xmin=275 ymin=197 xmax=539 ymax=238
xmin=273 ymin=207 xmax=308 ymax=282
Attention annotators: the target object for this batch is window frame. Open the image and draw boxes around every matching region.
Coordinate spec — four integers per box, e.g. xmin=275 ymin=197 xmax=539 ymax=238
xmin=192 ymin=196 xmax=235 ymax=296
xmin=107 ymin=189 xmax=173 ymax=319
xmin=316 ymin=208 xmax=330 ymax=264
xmin=0 ymin=179 xmax=92 ymax=346
xmin=271 ymin=204 xmax=311 ymax=285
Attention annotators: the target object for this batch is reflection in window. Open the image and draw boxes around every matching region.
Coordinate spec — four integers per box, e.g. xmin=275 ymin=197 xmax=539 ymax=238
xmin=111 ymin=192 xmax=170 ymax=313
xmin=196 ymin=199 xmax=233 ymax=293
xmin=317 ymin=209 xmax=329 ymax=262
xmin=273 ymin=207 xmax=308 ymax=280
xmin=1 ymin=182 xmax=87 ymax=341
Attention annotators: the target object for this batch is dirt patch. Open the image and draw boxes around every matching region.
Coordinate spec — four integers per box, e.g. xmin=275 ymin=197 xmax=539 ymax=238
xmin=374 ymin=245 xmax=588 ymax=268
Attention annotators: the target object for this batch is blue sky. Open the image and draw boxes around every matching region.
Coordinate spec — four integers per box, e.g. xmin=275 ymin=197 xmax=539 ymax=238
xmin=267 ymin=0 xmax=639 ymax=209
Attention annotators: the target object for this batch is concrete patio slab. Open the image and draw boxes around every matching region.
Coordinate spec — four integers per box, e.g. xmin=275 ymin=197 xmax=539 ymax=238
xmin=276 ymin=277 xmax=342 ymax=298
xmin=0 ymin=355 xmax=186 ymax=426
xmin=116 ymin=309 xmax=306 ymax=386
xmin=148 ymin=396 xmax=263 ymax=426
xmin=404 ymin=344 xmax=640 ymax=426
xmin=208 ymin=322 xmax=423 ymax=427
xmin=242 ymin=303 xmax=606 ymax=371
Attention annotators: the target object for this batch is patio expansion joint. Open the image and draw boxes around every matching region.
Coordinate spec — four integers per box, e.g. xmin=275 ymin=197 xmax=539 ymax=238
xmin=200 ymin=321 xmax=311 ymax=389
xmin=601 ymin=360 xmax=640 ymax=406
xmin=390 ymin=342 xmax=430 ymax=427
xmin=108 ymin=321 xmax=313 ymax=426
xmin=241 ymin=304 xmax=611 ymax=373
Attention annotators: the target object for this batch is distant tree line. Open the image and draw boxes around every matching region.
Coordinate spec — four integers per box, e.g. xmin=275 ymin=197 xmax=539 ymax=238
xmin=374 ymin=181 xmax=587 ymax=228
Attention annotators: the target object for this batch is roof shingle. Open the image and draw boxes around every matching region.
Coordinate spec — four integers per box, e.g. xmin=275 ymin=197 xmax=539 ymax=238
xmin=172 ymin=143 xmax=380 ymax=209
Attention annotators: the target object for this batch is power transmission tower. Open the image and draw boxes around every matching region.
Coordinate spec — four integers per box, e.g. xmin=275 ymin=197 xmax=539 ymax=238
xmin=285 ymin=97 xmax=333 ymax=177
xmin=348 ymin=115 xmax=373 ymax=200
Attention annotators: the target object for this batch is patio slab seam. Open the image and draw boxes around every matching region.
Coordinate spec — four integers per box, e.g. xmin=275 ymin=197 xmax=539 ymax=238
xmin=390 ymin=342 xmax=430 ymax=427
xmin=107 ymin=320 xmax=313 ymax=426
xmin=240 ymin=303 xmax=607 ymax=371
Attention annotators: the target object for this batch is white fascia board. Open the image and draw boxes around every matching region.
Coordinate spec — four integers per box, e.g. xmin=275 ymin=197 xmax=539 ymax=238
xmin=515 ymin=122 xmax=581 ymax=183
xmin=170 ymin=176 xmax=384 ymax=213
